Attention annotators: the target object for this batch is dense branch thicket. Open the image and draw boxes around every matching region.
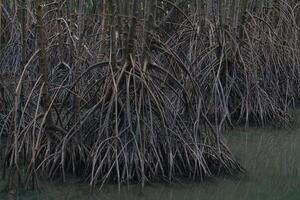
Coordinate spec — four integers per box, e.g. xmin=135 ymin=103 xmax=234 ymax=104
xmin=0 ymin=0 xmax=299 ymax=190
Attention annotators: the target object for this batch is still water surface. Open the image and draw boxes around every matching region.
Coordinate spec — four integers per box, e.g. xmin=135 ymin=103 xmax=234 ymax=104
xmin=1 ymin=123 xmax=300 ymax=200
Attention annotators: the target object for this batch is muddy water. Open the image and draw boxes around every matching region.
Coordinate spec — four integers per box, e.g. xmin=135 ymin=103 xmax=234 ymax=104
xmin=1 ymin=121 xmax=300 ymax=200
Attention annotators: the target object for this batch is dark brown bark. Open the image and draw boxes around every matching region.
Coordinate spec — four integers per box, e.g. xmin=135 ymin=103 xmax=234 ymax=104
xmin=36 ymin=0 xmax=54 ymax=129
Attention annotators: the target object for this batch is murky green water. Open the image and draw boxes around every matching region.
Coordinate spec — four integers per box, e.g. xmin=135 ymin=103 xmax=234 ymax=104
xmin=1 ymin=121 xmax=300 ymax=200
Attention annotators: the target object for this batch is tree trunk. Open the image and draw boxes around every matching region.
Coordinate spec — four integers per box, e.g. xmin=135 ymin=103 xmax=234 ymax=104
xmin=36 ymin=0 xmax=54 ymax=129
xmin=0 ymin=0 xmax=3 ymax=49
